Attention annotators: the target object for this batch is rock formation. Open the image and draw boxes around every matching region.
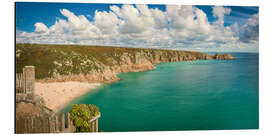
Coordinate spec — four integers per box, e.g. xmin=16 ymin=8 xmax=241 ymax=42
xmin=214 ymin=53 xmax=235 ymax=60
xmin=16 ymin=44 xmax=234 ymax=83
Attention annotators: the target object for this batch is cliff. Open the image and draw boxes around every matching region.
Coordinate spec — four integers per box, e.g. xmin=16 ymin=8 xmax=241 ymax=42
xmin=214 ymin=53 xmax=235 ymax=60
xmin=16 ymin=44 xmax=234 ymax=83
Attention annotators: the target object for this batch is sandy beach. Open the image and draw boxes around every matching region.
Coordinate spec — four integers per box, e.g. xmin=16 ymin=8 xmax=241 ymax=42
xmin=35 ymin=81 xmax=101 ymax=112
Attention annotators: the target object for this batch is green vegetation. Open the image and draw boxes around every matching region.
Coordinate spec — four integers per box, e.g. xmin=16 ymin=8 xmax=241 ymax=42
xmin=16 ymin=43 xmax=210 ymax=79
xmin=69 ymin=104 xmax=99 ymax=132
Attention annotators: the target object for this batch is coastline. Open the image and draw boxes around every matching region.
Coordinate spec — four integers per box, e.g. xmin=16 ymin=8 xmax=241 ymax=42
xmin=35 ymin=66 xmax=156 ymax=113
xmin=35 ymin=81 xmax=102 ymax=113
xmin=34 ymin=57 xmax=232 ymax=112
xmin=24 ymin=44 xmax=235 ymax=113
xmin=34 ymin=54 xmax=234 ymax=113
xmin=35 ymin=64 xmax=157 ymax=113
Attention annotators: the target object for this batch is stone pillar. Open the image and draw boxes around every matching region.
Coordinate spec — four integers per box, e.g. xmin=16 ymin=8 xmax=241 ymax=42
xmin=92 ymin=122 xmax=95 ymax=132
xmin=95 ymin=119 xmax=98 ymax=132
xmin=49 ymin=116 xmax=57 ymax=133
xmin=30 ymin=117 xmax=34 ymax=133
xmin=55 ymin=115 xmax=59 ymax=132
xmin=71 ymin=120 xmax=76 ymax=132
xmin=61 ymin=114 xmax=65 ymax=130
xmin=48 ymin=117 xmax=52 ymax=133
xmin=67 ymin=112 xmax=70 ymax=128
xmin=23 ymin=66 xmax=35 ymax=94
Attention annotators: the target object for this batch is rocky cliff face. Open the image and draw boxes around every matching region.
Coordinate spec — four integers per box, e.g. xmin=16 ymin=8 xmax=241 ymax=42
xmin=16 ymin=44 xmax=234 ymax=83
xmin=38 ymin=51 xmax=216 ymax=83
xmin=214 ymin=53 xmax=234 ymax=60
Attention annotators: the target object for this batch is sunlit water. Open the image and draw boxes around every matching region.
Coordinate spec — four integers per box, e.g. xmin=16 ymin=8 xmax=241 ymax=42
xmin=61 ymin=52 xmax=259 ymax=131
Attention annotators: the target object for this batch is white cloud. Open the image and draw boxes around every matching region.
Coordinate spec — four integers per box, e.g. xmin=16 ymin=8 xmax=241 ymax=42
xmin=212 ymin=6 xmax=231 ymax=25
xmin=167 ymin=5 xmax=196 ymax=30
xmin=150 ymin=8 xmax=167 ymax=29
xmin=166 ymin=5 xmax=236 ymax=47
xmin=16 ymin=5 xmax=259 ymax=52
xmin=239 ymin=14 xmax=259 ymax=43
xmin=59 ymin=9 xmax=91 ymax=32
xmin=110 ymin=5 xmax=155 ymax=34
xmin=213 ymin=6 xmax=231 ymax=19
xmin=34 ymin=22 xmax=49 ymax=33
xmin=94 ymin=10 xmax=119 ymax=34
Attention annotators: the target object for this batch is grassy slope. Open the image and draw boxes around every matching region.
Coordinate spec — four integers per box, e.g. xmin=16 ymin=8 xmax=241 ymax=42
xmin=16 ymin=44 xmax=209 ymax=79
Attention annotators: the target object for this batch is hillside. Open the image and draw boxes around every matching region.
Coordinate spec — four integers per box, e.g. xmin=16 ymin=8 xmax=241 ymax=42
xmin=16 ymin=44 xmax=232 ymax=83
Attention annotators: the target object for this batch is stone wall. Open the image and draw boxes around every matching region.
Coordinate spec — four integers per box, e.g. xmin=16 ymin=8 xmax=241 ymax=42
xmin=16 ymin=66 xmax=35 ymax=94
xmin=15 ymin=112 xmax=75 ymax=133
xmin=15 ymin=111 xmax=100 ymax=133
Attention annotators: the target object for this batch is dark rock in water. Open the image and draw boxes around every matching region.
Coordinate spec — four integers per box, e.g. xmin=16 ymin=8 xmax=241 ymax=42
xmin=214 ymin=53 xmax=235 ymax=60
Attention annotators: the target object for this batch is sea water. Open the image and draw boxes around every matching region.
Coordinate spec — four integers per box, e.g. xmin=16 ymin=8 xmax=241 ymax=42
xmin=61 ymin=52 xmax=259 ymax=131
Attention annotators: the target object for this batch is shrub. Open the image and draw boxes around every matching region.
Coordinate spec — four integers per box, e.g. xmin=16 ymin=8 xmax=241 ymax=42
xmin=69 ymin=104 xmax=100 ymax=132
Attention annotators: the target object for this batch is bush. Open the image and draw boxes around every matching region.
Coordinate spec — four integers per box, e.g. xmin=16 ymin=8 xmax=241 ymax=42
xmin=69 ymin=104 xmax=100 ymax=132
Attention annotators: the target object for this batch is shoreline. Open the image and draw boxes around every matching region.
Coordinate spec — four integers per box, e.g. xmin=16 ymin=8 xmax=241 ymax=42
xmin=35 ymin=81 xmax=102 ymax=113
xmin=35 ymin=65 xmax=157 ymax=113
xmin=34 ymin=55 xmax=235 ymax=113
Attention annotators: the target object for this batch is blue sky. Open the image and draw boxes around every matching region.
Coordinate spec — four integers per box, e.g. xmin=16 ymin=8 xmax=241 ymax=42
xmin=16 ymin=2 xmax=259 ymax=52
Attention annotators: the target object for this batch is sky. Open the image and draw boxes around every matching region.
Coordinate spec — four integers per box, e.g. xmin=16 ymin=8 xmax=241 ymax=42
xmin=16 ymin=2 xmax=259 ymax=52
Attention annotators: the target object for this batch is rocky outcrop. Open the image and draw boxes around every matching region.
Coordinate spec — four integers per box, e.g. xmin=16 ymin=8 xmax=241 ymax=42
xmin=16 ymin=44 xmax=234 ymax=84
xmin=38 ymin=51 xmax=233 ymax=83
xmin=214 ymin=53 xmax=235 ymax=60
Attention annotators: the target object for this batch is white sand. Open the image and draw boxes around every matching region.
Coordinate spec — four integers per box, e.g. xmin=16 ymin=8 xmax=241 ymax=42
xmin=35 ymin=81 xmax=101 ymax=112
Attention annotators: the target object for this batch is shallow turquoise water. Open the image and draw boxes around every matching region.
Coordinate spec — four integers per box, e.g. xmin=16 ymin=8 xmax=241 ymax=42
xmin=61 ymin=52 xmax=259 ymax=132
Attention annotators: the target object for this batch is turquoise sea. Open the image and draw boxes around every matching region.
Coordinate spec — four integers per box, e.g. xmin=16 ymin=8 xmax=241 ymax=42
xmin=61 ymin=52 xmax=259 ymax=132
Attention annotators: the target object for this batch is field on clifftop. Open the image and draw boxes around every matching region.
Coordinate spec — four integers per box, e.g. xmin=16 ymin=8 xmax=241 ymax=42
xmin=16 ymin=44 xmax=213 ymax=81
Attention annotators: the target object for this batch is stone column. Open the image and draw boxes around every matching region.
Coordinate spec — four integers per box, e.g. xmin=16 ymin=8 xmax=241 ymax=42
xmin=61 ymin=114 xmax=65 ymax=130
xmin=48 ymin=117 xmax=52 ymax=133
xmin=23 ymin=66 xmax=35 ymax=94
xmin=95 ymin=119 xmax=98 ymax=132
xmin=55 ymin=115 xmax=59 ymax=132
xmin=28 ymin=116 xmax=33 ymax=133
xmin=92 ymin=122 xmax=95 ymax=132
xmin=67 ymin=112 xmax=70 ymax=128
xmin=71 ymin=120 xmax=76 ymax=132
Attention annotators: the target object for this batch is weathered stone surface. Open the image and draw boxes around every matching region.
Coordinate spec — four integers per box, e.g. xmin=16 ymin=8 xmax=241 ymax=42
xmin=23 ymin=66 xmax=35 ymax=94
xmin=16 ymin=99 xmax=54 ymax=133
xmin=214 ymin=53 xmax=235 ymax=60
xmin=16 ymin=94 xmax=77 ymax=133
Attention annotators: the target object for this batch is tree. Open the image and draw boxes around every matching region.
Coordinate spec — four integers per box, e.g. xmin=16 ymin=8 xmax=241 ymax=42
xmin=69 ymin=104 xmax=99 ymax=132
